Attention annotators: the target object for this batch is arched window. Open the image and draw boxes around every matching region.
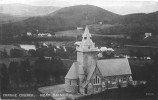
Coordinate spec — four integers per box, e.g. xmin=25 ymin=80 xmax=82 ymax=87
xmin=70 ymin=80 xmax=71 ymax=85
xmin=94 ymin=76 xmax=100 ymax=85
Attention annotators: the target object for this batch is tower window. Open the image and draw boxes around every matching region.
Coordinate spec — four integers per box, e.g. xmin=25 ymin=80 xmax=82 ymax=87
xmin=84 ymin=37 xmax=87 ymax=39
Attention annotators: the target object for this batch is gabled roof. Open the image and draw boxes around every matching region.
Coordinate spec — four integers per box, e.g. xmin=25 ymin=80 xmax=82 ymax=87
xmin=82 ymin=65 xmax=101 ymax=88
xmin=97 ymin=58 xmax=132 ymax=77
xmin=65 ymin=62 xmax=79 ymax=79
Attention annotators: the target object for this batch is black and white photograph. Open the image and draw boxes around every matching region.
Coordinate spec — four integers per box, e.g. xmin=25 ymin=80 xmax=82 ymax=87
xmin=0 ymin=0 xmax=157 ymax=100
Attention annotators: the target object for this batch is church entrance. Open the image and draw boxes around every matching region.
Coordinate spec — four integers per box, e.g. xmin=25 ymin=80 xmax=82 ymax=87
xmin=85 ymin=88 xmax=87 ymax=94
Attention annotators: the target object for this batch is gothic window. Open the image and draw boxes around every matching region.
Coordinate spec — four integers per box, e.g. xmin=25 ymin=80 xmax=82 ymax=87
xmin=98 ymin=77 xmax=99 ymax=83
xmin=84 ymin=37 xmax=87 ymax=39
xmin=70 ymin=80 xmax=71 ymax=85
xmin=94 ymin=76 xmax=100 ymax=85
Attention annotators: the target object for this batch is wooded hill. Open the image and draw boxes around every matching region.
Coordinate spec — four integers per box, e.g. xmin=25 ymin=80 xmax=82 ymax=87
xmin=1 ymin=5 xmax=158 ymax=40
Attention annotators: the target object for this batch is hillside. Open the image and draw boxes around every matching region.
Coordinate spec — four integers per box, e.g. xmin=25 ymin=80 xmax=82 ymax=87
xmin=95 ymin=11 xmax=158 ymax=35
xmin=1 ymin=5 xmax=158 ymax=42
xmin=5 ymin=5 xmax=121 ymax=32
xmin=48 ymin=5 xmax=121 ymax=24
xmin=0 ymin=3 xmax=60 ymax=17
xmin=121 ymin=11 xmax=158 ymax=24
xmin=0 ymin=13 xmax=28 ymax=24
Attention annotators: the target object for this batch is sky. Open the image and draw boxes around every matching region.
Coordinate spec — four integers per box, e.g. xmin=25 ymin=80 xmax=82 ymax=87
xmin=0 ymin=0 xmax=158 ymax=15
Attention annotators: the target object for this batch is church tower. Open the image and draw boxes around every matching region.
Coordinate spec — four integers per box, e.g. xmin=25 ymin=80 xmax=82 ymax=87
xmin=76 ymin=26 xmax=98 ymax=84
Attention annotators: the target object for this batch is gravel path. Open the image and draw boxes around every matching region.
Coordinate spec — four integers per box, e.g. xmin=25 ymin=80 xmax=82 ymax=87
xmin=38 ymin=84 xmax=74 ymax=100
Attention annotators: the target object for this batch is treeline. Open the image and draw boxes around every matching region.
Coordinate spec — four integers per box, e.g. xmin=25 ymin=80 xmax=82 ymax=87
xmin=0 ymin=48 xmax=26 ymax=58
xmin=0 ymin=35 xmax=76 ymax=44
xmin=0 ymin=44 xmax=76 ymax=59
xmin=0 ymin=56 xmax=67 ymax=92
xmin=129 ymin=49 xmax=158 ymax=60
xmin=29 ymin=45 xmax=76 ymax=60
xmin=20 ymin=35 xmax=76 ymax=42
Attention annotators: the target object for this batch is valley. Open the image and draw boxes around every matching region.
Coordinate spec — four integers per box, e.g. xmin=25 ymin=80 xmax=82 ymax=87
xmin=0 ymin=3 xmax=157 ymax=100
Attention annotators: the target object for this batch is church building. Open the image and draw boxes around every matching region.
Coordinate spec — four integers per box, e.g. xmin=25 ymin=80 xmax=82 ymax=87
xmin=65 ymin=26 xmax=133 ymax=94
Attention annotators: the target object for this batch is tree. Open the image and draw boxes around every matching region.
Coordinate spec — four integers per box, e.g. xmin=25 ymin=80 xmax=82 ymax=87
xmin=0 ymin=64 xmax=9 ymax=91
xmin=35 ymin=42 xmax=40 ymax=49
xmin=28 ymin=49 xmax=36 ymax=57
xmin=129 ymin=50 xmax=135 ymax=57
xmin=19 ymin=59 xmax=32 ymax=83
xmin=135 ymin=50 xmax=143 ymax=59
xmin=10 ymin=49 xmax=23 ymax=57
xmin=33 ymin=57 xmax=51 ymax=84
xmin=102 ymin=51 xmax=114 ymax=58
xmin=8 ymin=61 xmax=20 ymax=87
xmin=2 ymin=49 xmax=8 ymax=58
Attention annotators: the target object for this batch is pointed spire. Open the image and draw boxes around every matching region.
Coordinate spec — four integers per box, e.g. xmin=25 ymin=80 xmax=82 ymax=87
xmin=82 ymin=25 xmax=92 ymax=40
xmin=75 ymin=26 xmax=98 ymax=52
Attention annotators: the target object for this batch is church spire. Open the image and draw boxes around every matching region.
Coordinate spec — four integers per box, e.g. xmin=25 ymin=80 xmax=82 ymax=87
xmin=75 ymin=26 xmax=98 ymax=52
xmin=82 ymin=25 xmax=92 ymax=41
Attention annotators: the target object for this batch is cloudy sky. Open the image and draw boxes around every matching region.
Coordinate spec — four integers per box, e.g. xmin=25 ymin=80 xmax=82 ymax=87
xmin=0 ymin=0 xmax=158 ymax=15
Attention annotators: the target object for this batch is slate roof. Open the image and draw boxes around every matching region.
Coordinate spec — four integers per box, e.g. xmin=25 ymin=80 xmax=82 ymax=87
xmin=65 ymin=58 xmax=132 ymax=80
xmin=65 ymin=62 xmax=79 ymax=79
xmin=97 ymin=58 xmax=132 ymax=77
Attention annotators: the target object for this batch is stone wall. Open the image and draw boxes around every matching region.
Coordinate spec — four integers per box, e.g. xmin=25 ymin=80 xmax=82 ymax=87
xmin=101 ymin=75 xmax=131 ymax=88
xmin=77 ymin=51 xmax=98 ymax=70
xmin=87 ymin=74 xmax=132 ymax=94
xmin=65 ymin=78 xmax=79 ymax=93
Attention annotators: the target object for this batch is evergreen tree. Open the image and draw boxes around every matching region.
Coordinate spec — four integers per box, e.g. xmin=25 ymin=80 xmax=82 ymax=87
xmin=19 ymin=59 xmax=32 ymax=83
xmin=8 ymin=62 xmax=20 ymax=87
xmin=0 ymin=64 xmax=9 ymax=91
xmin=2 ymin=49 xmax=8 ymax=58
xmin=10 ymin=49 xmax=23 ymax=57
xmin=135 ymin=50 xmax=143 ymax=59
xmin=129 ymin=50 xmax=135 ymax=57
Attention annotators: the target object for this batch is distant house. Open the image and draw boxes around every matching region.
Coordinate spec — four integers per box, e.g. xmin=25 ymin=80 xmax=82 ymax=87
xmin=99 ymin=47 xmax=114 ymax=52
xmin=77 ymin=27 xmax=83 ymax=30
xmin=26 ymin=32 xmax=32 ymax=36
xmin=20 ymin=44 xmax=36 ymax=51
xmin=65 ymin=26 xmax=134 ymax=94
xmin=145 ymin=33 xmax=152 ymax=39
xmin=38 ymin=33 xmax=52 ymax=37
